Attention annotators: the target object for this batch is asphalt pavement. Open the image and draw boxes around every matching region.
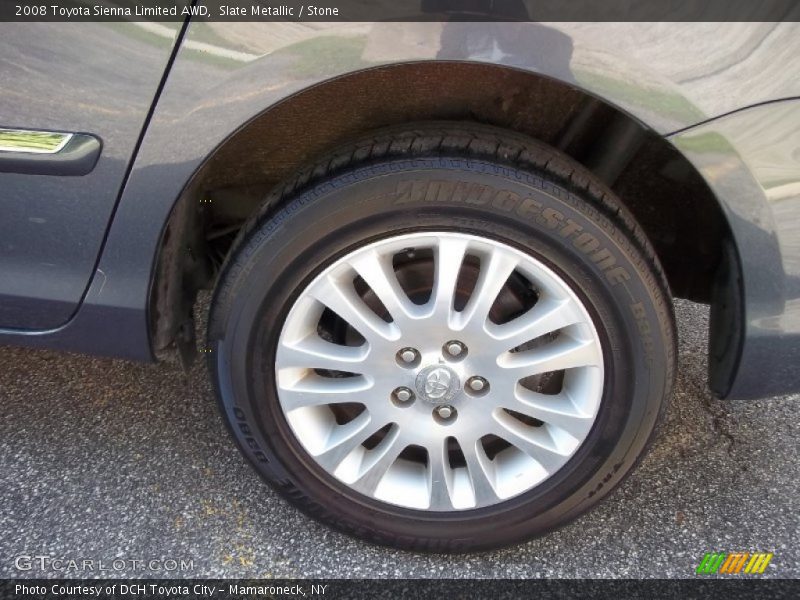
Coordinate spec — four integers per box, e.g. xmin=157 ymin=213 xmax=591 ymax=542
xmin=0 ymin=300 xmax=797 ymax=578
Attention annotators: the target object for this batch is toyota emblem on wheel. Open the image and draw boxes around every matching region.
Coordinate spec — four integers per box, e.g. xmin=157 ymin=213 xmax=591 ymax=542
xmin=416 ymin=365 xmax=460 ymax=403
xmin=425 ymin=368 xmax=450 ymax=398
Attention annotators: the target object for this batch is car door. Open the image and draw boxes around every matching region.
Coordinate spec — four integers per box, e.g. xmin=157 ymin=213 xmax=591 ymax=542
xmin=0 ymin=22 xmax=183 ymax=329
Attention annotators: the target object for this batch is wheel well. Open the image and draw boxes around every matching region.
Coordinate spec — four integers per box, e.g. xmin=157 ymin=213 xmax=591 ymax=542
xmin=151 ymin=61 xmax=732 ymax=358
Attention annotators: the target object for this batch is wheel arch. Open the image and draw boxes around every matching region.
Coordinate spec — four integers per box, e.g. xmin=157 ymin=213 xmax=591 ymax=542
xmin=145 ymin=61 xmax=741 ymax=392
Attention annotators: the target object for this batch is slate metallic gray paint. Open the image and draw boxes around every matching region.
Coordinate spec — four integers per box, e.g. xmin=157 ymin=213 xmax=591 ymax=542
xmin=671 ymin=101 xmax=800 ymax=398
xmin=0 ymin=22 xmax=799 ymax=399
xmin=0 ymin=22 xmax=182 ymax=329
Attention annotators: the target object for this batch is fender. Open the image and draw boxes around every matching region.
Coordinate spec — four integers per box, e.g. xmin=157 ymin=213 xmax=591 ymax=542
xmin=670 ymin=99 xmax=800 ymax=398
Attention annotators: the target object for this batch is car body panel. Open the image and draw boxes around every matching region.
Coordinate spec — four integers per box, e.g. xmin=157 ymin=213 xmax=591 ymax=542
xmin=1 ymin=21 xmax=799 ymax=398
xmin=0 ymin=22 xmax=182 ymax=329
xmin=670 ymin=99 xmax=800 ymax=398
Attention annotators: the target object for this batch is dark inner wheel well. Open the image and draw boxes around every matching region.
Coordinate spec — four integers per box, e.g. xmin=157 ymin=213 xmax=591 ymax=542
xmin=150 ymin=61 xmax=733 ymax=367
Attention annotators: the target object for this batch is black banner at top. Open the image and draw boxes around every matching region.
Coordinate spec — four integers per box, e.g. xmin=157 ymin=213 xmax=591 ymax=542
xmin=3 ymin=0 xmax=800 ymax=22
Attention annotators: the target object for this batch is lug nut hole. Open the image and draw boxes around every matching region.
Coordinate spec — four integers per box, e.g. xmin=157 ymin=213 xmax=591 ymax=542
xmin=433 ymin=405 xmax=457 ymax=424
xmin=392 ymin=387 xmax=415 ymax=407
xmin=466 ymin=376 xmax=489 ymax=396
xmin=396 ymin=347 xmax=420 ymax=368
xmin=442 ymin=340 xmax=468 ymax=361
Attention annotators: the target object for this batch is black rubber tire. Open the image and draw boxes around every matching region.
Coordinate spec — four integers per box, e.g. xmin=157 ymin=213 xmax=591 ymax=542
xmin=207 ymin=122 xmax=676 ymax=552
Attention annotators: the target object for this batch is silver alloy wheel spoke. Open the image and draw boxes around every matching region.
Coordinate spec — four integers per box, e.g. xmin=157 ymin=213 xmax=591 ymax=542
xmin=277 ymin=232 xmax=604 ymax=511
xmin=491 ymin=414 xmax=572 ymax=474
xmin=349 ymin=250 xmax=420 ymax=326
xmin=459 ymin=436 xmax=501 ymax=507
xmin=454 ymin=248 xmax=519 ymax=331
xmin=311 ymin=274 xmax=399 ymax=344
xmin=485 ymin=297 xmax=583 ymax=353
xmin=278 ymin=377 xmax=374 ymax=411
xmin=427 ymin=440 xmax=456 ymax=510
xmin=496 ymin=335 xmax=602 ymax=378
xmin=279 ymin=337 xmax=369 ymax=373
xmin=510 ymin=388 xmax=595 ymax=440
xmin=430 ymin=237 xmax=468 ymax=321
xmin=314 ymin=411 xmax=380 ymax=472
xmin=351 ymin=428 xmax=405 ymax=495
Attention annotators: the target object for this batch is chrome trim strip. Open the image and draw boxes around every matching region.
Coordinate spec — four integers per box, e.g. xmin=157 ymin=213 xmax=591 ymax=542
xmin=0 ymin=129 xmax=74 ymax=154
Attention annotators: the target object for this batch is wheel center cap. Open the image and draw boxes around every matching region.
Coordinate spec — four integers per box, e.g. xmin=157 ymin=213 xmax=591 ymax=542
xmin=415 ymin=364 xmax=461 ymax=404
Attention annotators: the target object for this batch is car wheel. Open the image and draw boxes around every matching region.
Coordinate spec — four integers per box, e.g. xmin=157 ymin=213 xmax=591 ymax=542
xmin=208 ymin=123 xmax=676 ymax=551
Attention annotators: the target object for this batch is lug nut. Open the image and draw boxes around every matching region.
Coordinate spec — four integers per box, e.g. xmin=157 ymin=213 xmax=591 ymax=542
xmin=436 ymin=405 xmax=454 ymax=419
xmin=397 ymin=348 xmax=419 ymax=365
xmin=393 ymin=387 xmax=414 ymax=403
xmin=444 ymin=340 xmax=466 ymax=358
xmin=467 ymin=376 xmax=487 ymax=392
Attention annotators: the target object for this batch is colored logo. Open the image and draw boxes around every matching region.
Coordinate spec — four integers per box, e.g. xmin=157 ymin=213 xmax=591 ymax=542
xmin=696 ymin=552 xmax=773 ymax=575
